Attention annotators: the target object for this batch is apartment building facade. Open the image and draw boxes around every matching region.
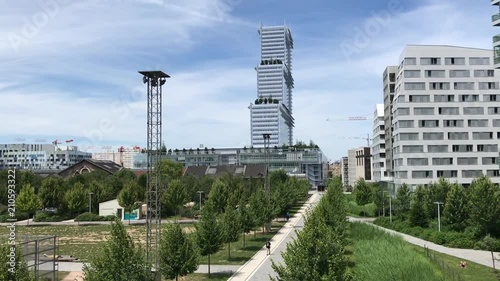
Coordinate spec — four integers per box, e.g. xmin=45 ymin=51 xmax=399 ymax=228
xmin=92 ymin=146 xmax=141 ymax=169
xmin=383 ymin=66 xmax=398 ymax=179
xmin=250 ymin=25 xmax=295 ymax=147
xmin=391 ymin=45 xmax=500 ymax=188
xmin=493 ymin=0 xmax=500 ymax=68
xmin=372 ymin=104 xmax=391 ymax=182
xmin=0 ymin=143 xmax=91 ymax=170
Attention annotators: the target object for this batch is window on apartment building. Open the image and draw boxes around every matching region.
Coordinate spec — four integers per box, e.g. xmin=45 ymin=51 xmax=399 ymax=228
xmin=437 ymin=170 xmax=458 ymax=178
xmin=425 ymin=70 xmax=445 ymax=78
xmin=421 ymin=57 xmax=440 ymax=65
xmin=452 ymin=145 xmax=474 ymax=152
xmin=432 ymin=158 xmax=453 ymax=165
xmin=468 ymin=119 xmax=488 ymax=127
xmin=469 ymin=57 xmax=490 ymax=65
xmin=430 ymin=82 xmax=450 ymax=90
xmin=449 ymin=70 xmax=470 ymax=77
xmin=419 ymin=120 xmax=439 ymax=128
xmin=474 ymin=70 xmax=495 ymax=77
xmin=414 ymin=107 xmax=435 ymax=115
xmin=399 ymin=171 xmax=408 ymax=179
xmin=398 ymin=120 xmax=414 ymax=128
xmin=479 ymin=82 xmax=499 ymax=90
xmin=463 ymin=107 xmax=484 ymax=115
xmin=399 ymin=133 xmax=419 ymax=141
xmin=397 ymin=108 xmax=410 ymax=116
xmin=477 ymin=144 xmax=499 ymax=152
xmin=457 ymin=157 xmax=478 ymax=165
xmin=434 ymin=95 xmax=455 ymax=102
xmin=482 ymin=157 xmax=496 ymax=165
xmin=472 ymin=132 xmax=493 ymax=140
xmin=404 ymin=58 xmax=417 ymax=65
xmin=460 ymin=95 xmax=479 ymax=102
xmin=423 ymin=132 xmax=444 ymax=140
xmin=485 ymin=95 xmax=500 ymax=102
xmin=445 ymin=57 xmax=465 ymax=65
xmin=404 ymin=70 xmax=421 ymax=78
xmin=489 ymin=107 xmax=500 ymax=115
xmin=402 ymin=145 xmax=424 ymax=153
xmin=494 ymin=120 xmax=500 ymax=127
xmin=412 ymin=171 xmax=433 ymax=179
xmin=454 ymin=82 xmax=475 ymax=90
xmin=407 ymin=158 xmax=429 ymax=166
xmin=438 ymin=107 xmax=459 ymax=115
xmin=390 ymin=84 xmax=395 ymax=93
xmin=448 ymin=132 xmax=469 ymax=140
xmin=405 ymin=83 xmax=426 ymax=91
xmin=486 ymin=170 xmax=500 ymax=177
xmin=409 ymin=95 xmax=431 ymax=102
xmin=462 ymin=170 xmax=483 ymax=178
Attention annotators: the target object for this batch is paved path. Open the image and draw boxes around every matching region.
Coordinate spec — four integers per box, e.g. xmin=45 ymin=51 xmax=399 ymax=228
xmin=228 ymin=192 xmax=322 ymax=281
xmin=349 ymin=217 xmax=500 ymax=269
xmin=0 ymin=218 xmax=197 ymax=226
xmin=38 ymin=261 xmax=239 ymax=274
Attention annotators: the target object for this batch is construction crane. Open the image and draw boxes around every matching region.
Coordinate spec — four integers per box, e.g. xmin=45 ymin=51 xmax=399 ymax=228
xmin=326 ymin=115 xmax=373 ymax=146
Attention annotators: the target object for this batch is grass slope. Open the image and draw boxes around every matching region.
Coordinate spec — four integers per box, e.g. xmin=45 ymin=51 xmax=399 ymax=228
xmin=350 ymin=222 xmax=444 ymax=281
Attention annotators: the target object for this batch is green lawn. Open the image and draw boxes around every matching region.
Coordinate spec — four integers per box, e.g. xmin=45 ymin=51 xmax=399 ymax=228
xmin=412 ymin=245 xmax=499 ymax=281
xmin=57 ymin=272 xmax=233 ymax=281
xmin=199 ymin=221 xmax=285 ymax=265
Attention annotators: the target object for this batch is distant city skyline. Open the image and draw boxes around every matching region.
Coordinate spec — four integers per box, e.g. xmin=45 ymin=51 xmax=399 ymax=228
xmin=0 ymin=0 xmax=495 ymax=161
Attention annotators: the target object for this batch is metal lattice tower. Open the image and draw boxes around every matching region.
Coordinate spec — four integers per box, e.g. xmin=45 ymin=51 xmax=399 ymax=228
xmin=139 ymin=70 xmax=170 ymax=279
xmin=263 ymin=133 xmax=271 ymax=232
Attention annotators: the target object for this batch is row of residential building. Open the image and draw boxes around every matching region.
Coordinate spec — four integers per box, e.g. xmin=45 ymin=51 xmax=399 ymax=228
xmin=341 ymin=2 xmax=500 ymax=191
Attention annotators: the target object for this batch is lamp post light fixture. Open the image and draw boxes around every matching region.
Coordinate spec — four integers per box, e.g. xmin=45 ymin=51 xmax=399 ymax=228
xmin=88 ymin=192 xmax=94 ymax=213
xmin=433 ymin=201 xmax=444 ymax=232
xmin=197 ymin=191 xmax=204 ymax=210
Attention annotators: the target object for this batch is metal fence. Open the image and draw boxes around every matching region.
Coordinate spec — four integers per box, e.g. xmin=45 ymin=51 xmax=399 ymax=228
xmin=2 ymin=235 xmax=58 ymax=281
xmin=424 ymin=245 xmax=463 ymax=281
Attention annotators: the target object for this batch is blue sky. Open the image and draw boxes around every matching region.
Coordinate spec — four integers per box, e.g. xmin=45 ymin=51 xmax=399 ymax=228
xmin=0 ymin=0 xmax=496 ymax=160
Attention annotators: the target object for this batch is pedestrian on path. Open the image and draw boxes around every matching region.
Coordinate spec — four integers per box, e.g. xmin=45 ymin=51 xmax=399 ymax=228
xmin=285 ymin=211 xmax=290 ymax=222
xmin=266 ymin=240 xmax=271 ymax=255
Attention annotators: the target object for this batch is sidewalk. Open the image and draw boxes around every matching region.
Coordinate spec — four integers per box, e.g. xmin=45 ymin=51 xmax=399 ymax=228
xmin=349 ymin=217 xmax=500 ymax=269
xmin=228 ymin=192 xmax=322 ymax=281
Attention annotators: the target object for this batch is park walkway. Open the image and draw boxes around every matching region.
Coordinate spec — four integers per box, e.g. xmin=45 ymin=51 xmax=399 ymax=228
xmin=228 ymin=191 xmax=322 ymax=281
xmin=349 ymin=217 xmax=500 ymax=269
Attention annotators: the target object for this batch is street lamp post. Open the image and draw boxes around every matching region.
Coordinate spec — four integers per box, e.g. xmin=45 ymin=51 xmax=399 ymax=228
xmin=433 ymin=201 xmax=444 ymax=232
xmin=382 ymin=191 xmax=387 ymax=217
xmin=197 ymin=191 xmax=204 ymax=210
xmin=389 ymin=195 xmax=392 ymax=223
xmin=88 ymin=192 xmax=94 ymax=213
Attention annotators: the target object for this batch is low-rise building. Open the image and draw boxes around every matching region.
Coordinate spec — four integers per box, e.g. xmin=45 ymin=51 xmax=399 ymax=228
xmin=0 ymin=143 xmax=91 ymax=170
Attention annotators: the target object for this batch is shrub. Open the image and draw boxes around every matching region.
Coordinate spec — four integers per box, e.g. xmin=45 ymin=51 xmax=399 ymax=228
xmin=0 ymin=205 xmax=7 ymax=215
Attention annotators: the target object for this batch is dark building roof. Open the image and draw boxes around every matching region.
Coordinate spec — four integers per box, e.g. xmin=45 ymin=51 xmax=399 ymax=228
xmin=58 ymin=159 xmax=123 ymax=178
xmin=183 ymin=164 xmax=267 ymax=178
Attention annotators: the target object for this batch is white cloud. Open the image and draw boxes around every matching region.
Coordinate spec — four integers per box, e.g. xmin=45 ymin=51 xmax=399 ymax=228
xmin=1 ymin=0 xmax=496 ymax=162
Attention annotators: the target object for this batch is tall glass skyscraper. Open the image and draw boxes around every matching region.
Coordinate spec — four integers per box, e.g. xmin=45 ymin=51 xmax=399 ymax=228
xmin=249 ymin=25 xmax=294 ymax=147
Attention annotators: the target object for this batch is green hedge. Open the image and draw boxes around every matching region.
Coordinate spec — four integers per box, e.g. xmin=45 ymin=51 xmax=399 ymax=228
xmin=33 ymin=212 xmax=66 ymax=222
xmin=74 ymin=212 xmax=115 ymax=222
xmin=373 ymin=217 xmax=480 ymax=249
xmin=0 ymin=212 xmax=29 ymax=222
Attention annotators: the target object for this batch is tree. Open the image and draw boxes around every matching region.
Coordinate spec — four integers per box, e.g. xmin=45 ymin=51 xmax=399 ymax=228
xmin=208 ymin=179 xmax=229 ymax=214
xmin=83 ymin=218 xmax=154 ymax=281
xmin=220 ymin=204 xmax=241 ymax=259
xmin=161 ymin=179 xmax=188 ymax=216
xmin=160 ymin=223 xmax=199 ymax=281
xmin=409 ymin=185 xmax=429 ymax=227
xmin=195 ymin=202 xmax=223 ymax=277
xmin=114 ymin=169 xmax=137 ymax=183
xmin=425 ymin=178 xmax=451 ymax=219
xmin=395 ymin=183 xmax=412 ymax=220
xmin=353 ymin=178 xmax=372 ymax=216
xmin=0 ymin=242 xmax=34 ymax=281
xmin=248 ymin=187 xmax=271 ymax=233
xmin=371 ymin=182 xmax=386 ymax=216
xmin=443 ymin=183 xmax=469 ymax=231
xmin=118 ymin=181 xmax=142 ymax=225
xmin=87 ymin=180 xmax=115 ymax=214
xmin=156 ymin=159 xmax=184 ymax=182
xmin=238 ymin=199 xmax=255 ymax=248
xmin=38 ymin=176 xmax=65 ymax=209
xmin=65 ymin=183 xmax=88 ymax=225
xmin=270 ymin=170 xmax=288 ymax=186
xmin=16 ymin=184 xmax=42 ymax=225
xmin=468 ymin=175 xmax=500 ymax=235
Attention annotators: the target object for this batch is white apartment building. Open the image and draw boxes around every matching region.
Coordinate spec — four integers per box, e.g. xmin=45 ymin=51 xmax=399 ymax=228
xmin=250 ymin=25 xmax=294 ymax=147
xmin=383 ymin=66 xmax=398 ymax=180
xmin=341 ymin=157 xmax=349 ymax=187
xmin=92 ymin=146 xmax=141 ymax=169
xmin=493 ymin=0 xmax=500 ymax=68
xmin=391 ymin=45 xmax=500 ymax=189
xmin=372 ymin=104 xmax=391 ymax=182
xmin=0 ymin=143 xmax=91 ymax=170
